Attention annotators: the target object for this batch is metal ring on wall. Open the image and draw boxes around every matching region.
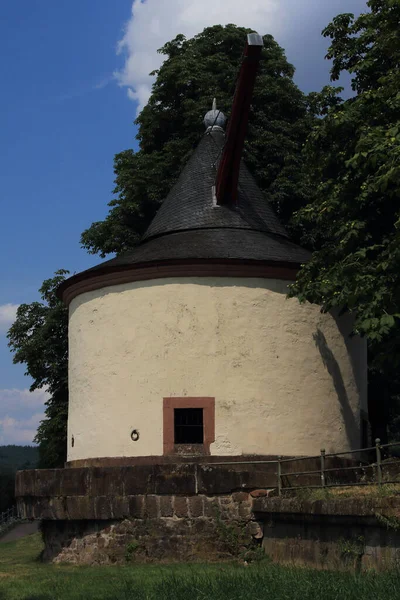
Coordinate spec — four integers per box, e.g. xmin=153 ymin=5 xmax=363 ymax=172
xmin=131 ymin=429 xmax=139 ymax=442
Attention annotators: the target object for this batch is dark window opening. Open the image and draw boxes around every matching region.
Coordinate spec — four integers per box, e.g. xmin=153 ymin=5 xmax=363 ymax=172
xmin=174 ymin=408 xmax=204 ymax=444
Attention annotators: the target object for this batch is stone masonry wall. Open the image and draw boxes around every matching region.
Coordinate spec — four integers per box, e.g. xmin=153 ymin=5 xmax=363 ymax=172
xmin=39 ymin=494 xmax=400 ymax=568
xmin=254 ymin=496 xmax=400 ymax=572
xmin=18 ymin=465 xmax=400 ymax=569
xmin=41 ymin=492 xmax=261 ymax=564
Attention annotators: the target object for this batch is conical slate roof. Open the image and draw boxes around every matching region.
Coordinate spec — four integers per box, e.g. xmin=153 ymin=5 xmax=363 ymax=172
xmin=143 ymin=129 xmax=288 ymax=241
xmin=82 ymin=128 xmax=310 ymax=275
xmin=58 ymin=125 xmax=311 ymax=303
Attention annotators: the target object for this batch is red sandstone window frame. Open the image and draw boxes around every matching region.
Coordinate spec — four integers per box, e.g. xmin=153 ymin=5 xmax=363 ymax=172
xmin=163 ymin=397 xmax=215 ymax=455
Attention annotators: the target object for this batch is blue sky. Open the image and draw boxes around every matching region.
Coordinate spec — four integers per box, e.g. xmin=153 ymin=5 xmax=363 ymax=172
xmin=0 ymin=0 xmax=368 ymax=444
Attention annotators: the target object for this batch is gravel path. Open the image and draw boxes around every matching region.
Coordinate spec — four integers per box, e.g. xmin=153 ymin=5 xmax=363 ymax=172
xmin=0 ymin=522 xmax=39 ymax=543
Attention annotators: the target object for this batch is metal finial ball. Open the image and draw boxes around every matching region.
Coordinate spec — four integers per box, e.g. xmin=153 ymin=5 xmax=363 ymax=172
xmin=204 ymin=98 xmax=226 ymax=130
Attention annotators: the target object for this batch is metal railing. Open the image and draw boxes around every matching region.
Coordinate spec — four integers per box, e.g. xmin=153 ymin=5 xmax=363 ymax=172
xmin=275 ymin=439 xmax=386 ymax=495
xmin=277 ymin=439 xmax=400 ymax=495
xmin=204 ymin=439 xmax=400 ymax=496
xmin=0 ymin=506 xmax=21 ymax=537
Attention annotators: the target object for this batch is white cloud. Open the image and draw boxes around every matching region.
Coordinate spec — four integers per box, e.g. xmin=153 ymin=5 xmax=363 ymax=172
xmin=0 ymin=388 xmax=49 ymax=445
xmin=0 ymin=388 xmax=49 ymax=412
xmin=0 ymin=413 xmax=43 ymax=445
xmin=0 ymin=304 xmax=19 ymax=334
xmin=115 ymin=0 xmax=280 ymax=112
xmin=115 ymin=0 xmax=367 ymax=113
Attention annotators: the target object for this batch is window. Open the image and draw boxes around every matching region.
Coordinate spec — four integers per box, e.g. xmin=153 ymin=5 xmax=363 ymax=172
xmin=174 ymin=408 xmax=204 ymax=444
xmin=163 ymin=397 xmax=215 ymax=455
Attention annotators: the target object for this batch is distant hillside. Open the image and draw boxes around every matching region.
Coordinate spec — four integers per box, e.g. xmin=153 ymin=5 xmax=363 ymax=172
xmin=0 ymin=445 xmax=39 ymax=474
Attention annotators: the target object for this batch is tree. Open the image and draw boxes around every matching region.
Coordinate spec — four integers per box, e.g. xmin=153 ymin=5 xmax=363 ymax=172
xmin=290 ymin=0 xmax=400 ymax=440
xmin=292 ymin=0 xmax=400 ymax=342
xmin=7 ymin=272 xmax=69 ymax=468
xmin=81 ymin=24 xmax=314 ymax=257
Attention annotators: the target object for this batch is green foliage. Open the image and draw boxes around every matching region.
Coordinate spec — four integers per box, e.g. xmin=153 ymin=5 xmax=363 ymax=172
xmin=125 ymin=540 xmax=140 ymax=562
xmin=7 ymin=271 xmax=69 ymax=468
xmin=290 ymin=1 xmax=400 ymax=357
xmin=294 ymin=487 xmax=333 ymax=502
xmin=0 ymin=445 xmax=38 ymax=473
xmin=214 ymin=509 xmax=246 ymax=557
xmin=213 ymin=507 xmax=266 ymax=563
xmin=338 ymin=536 xmax=365 ymax=558
xmin=81 ymin=24 xmax=313 ymax=256
xmin=338 ymin=535 xmax=365 ymax=571
xmin=375 ymin=512 xmax=400 ymax=531
xmin=0 ymin=447 xmax=38 ymax=511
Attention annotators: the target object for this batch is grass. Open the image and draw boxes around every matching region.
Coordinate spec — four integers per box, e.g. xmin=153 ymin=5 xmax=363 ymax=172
xmin=0 ymin=533 xmax=400 ymax=599
xmin=292 ymin=483 xmax=400 ymax=502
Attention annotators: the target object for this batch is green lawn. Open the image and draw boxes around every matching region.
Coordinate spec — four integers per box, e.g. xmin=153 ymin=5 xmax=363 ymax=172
xmin=0 ymin=533 xmax=399 ymax=600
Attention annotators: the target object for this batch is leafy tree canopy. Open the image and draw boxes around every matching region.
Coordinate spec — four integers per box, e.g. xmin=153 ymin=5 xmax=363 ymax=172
xmin=0 ymin=445 xmax=38 ymax=472
xmin=81 ymin=24 xmax=314 ymax=257
xmin=7 ymin=272 xmax=69 ymax=468
xmin=291 ymin=0 xmax=400 ymax=356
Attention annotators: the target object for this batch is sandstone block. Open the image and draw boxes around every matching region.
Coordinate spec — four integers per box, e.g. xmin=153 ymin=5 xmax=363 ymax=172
xmin=110 ymin=496 xmax=129 ymax=518
xmin=204 ymin=497 xmax=219 ymax=517
xmin=238 ymin=502 xmax=252 ymax=519
xmin=248 ymin=520 xmax=264 ymax=539
xmin=124 ymin=466 xmax=155 ymax=496
xmin=35 ymin=469 xmax=62 ymax=497
xmin=95 ymin=496 xmax=111 ymax=520
xmin=174 ymin=496 xmax=188 ymax=518
xmin=154 ymin=464 xmax=197 ymax=495
xmin=160 ymin=496 xmax=174 ymax=517
xmin=62 ymin=468 xmax=89 ymax=496
xmin=49 ymin=497 xmax=68 ymax=520
xmin=66 ymin=496 xmax=94 ymax=520
xmin=219 ymin=496 xmax=232 ymax=506
xmin=145 ymin=495 xmax=159 ymax=519
xmin=232 ymin=492 xmax=249 ymax=503
xmin=189 ymin=496 xmax=204 ymax=518
xmin=128 ymin=495 xmax=145 ymax=519
xmin=250 ymin=489 xmax=277 ymax=498
xmin=34 ymin=498 xmax=54 ymax=520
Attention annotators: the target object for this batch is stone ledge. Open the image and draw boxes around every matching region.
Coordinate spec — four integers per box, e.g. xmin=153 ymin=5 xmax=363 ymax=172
xmin=65 ymin=454 xmax=280 ymax=468
xmin=252 ymin=496 xmax=400 ymax=518
xmin=17 ymin=493 xmax=252 ymax=521
xmin=16 ymin=463 xmax=278 ymax=499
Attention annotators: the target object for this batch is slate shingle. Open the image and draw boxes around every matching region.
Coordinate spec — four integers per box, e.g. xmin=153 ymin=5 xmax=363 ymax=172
xmin=143 ymin=129 xmax=289 ymax=241
xmin=63 ymin=127 xmax=310 ymax=287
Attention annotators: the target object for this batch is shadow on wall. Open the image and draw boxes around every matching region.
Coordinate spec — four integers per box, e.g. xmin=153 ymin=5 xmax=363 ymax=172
xmin=335 ymin=311 xmax=366 ymax=399
xmin=313 ymin=328 xmax=359 ymax=449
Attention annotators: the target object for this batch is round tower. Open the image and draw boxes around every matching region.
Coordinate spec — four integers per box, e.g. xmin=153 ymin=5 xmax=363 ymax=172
xmin=59 ymin=101 xmax=367 ymax=465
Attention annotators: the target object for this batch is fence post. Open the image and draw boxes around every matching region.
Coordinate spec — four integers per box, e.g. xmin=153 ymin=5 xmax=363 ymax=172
xmin=375 ymin=438 xmax=382 ymax=486
xmin=320 ymin=448 xmax=326 ymax=488
xmin=277 ymin=457 xmax=282 ymax=496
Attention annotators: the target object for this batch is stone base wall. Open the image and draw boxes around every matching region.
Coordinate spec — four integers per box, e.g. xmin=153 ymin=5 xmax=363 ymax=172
xmin=255 ymin=497 xmax=400 ymax=572
xmin=41 ymin=493 xmax=258 ymax=564
xmin=17 ymin=465 xmax=400 ymax=569
xmin=262 ymin=514 xmax=400 ymax=572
